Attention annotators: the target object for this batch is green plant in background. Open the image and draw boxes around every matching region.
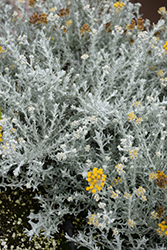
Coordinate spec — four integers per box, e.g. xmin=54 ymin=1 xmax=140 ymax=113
xmin=0 ymin=0 xmax=167 ymax=249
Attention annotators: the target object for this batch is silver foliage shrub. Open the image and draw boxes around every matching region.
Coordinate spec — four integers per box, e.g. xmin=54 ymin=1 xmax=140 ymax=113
xmin=0 ymin=0 xmax=167 ymax=249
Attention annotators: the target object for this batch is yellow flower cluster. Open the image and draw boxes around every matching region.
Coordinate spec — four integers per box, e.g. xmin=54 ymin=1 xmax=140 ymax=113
xmin=88 ymin=115 xmax=98 ymax=124
xmin=127 ymin=219 xmax=136 ymax=228
xmin=113 ymin=228 xmax=119 ymax=236
xmin=65 ymin=20 xmax=73 ymax=27
xmin=86 ymin=167 xmax=106 ymax=194
xmin=128 ymin=112 xmax=136 ymax=121
xmin=0 ymin=126 xmax=3 ymax=142
xmin=49 ymin=7 xmax=57 ymax=12
xmin=149 ymin=172 xmax=158 ymax=181
xmin=159 ymin=77 xmax=167 ymax=87
xmin=132 ymin=101 xmax=142 ymax=107
xmin=128 ymin=112 xmax=143 ymax=123
xmin=135 ymin=186 xmax=147 ymax=201
xmin=129 ymin=148 xmax=138 ymax=159
xmin=158 ymin=7 xmax=167 ymax=15
xmin=111 ymin=190 xmax=120 ymax=199
xmin=157 ymin=221 xmax=167 ymax=237
xmin=135 ymin=186 xmax=146 ymax=196
xmin=115 ymin=163 xmax=125 ymax=175
xmin=157 ymin=70 xmax=164 ymax=77
xmin=135 ymin=117 xmax=143 ymax=123
xmin=163 ymin=41 xmax=167 ymax=50
xmin=88 ymin=214 xmax=98 ymax=227
xmin=124 ymin=192 xmax=131 ymax=199
xmin=113 ymin=2 xmax=125 ymax=12
xmin=1 ymin=144 xmax=9 ymax=154
xmin=111 ymin=176 xmax=122 ymax=185
xmin=151 ymin=210 xmax=159 ymax=219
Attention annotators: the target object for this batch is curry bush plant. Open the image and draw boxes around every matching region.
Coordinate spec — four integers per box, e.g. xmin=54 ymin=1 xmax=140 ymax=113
xmin=0 ymin=0 xmax=167 ymax=249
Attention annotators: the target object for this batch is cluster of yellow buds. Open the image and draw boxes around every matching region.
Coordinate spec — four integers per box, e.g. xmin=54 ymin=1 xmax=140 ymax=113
xmin=129 ymin=148 xmax=138 ymax=159
xmin=88 ymin=214 xmax=98 ymax=227
xmin=135 ymin=186 xmax=147 ymax=201
xmin=158 ymin=7 xmax=167 ymax=15
xmin=163 ymin=41 xmax=167 ymax=51
xmin=157 ymin=221 xmax=167 ymax=237
xmin=135 ymin=117 xmax=143 ymax=123
xmin=132 ymin=101 xmax=142 ymax=107
xmin=124 ymin=192 xmax=131 ymax=199
xmin=151 ymin=210 xmax=159 ymax=219
xmin=127 ymin=218 xmax=136 ymax=228
xmin=86 ymin=167 xmax=106 ymax=194
xmin=128 ymin=112 xmax=136 ymax=121
xmin=87 ymin=115 xmax=98 ymax=124
xmin=0 ymin=126 xmax=2 ymax=142
xmin=111 ymin=176 xmax=122 ymax=185
xmin=113 ymin=2 xmax=125 ymax=13
xmin=111 ymin=190 xmax=120 ymax=199
xmin=135 ymin=186 xmax=146 ymax=196
xmin=115 ymin=163 xmax=125 ymax=175
xmin=149 ymin=172 xmax=158 ymax=181
xmin=157 ymin=70 xmax=164 ymax=77
xmin=127 ymin=112 xmax=143 ymax=123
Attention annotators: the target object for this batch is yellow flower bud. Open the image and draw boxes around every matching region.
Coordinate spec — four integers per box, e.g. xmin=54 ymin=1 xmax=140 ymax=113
xmin=87 ymin=178 xmax=91 ymax=182
xmin=100 ymin=182 xmax=105 ymax=187
xmin=87 ymin=172 xmax=91 ymax=177
xmin=97 ymin=186 xmax=102 ymax=191
xmin=92 ymin=189 xmax=96 ymax=194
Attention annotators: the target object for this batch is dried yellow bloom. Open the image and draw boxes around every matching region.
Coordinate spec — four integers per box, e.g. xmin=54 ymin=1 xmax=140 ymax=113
xmin=29 ymin=0 xmax=37 ymax=6
xmin=66 ymin=20 xmax=73 ymax=27
xmin=156 ymin=170 xmax=167 ymax=188
xmin=158 ymin=7 xmax=167 ymax=14
xmin=157 ymin=70 xmax=164 ymax=77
